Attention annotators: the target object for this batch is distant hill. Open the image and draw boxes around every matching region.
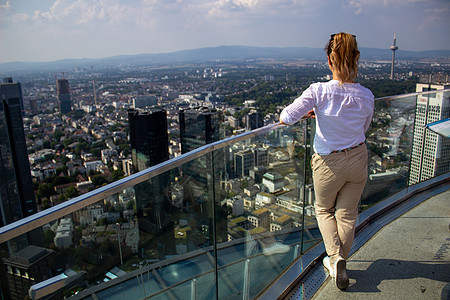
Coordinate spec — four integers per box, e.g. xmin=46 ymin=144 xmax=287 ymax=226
xmin=1 ymin=45 xmax=449 ymax=73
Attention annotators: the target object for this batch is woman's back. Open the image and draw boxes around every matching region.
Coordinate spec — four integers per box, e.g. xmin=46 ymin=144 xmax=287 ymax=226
xmin=311 ymin=80 xmax=373 ymax=154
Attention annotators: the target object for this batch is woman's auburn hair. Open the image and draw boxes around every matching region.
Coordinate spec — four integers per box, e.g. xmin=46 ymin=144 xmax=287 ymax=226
xmin=325 ymin=32 xmax=360 ymax=83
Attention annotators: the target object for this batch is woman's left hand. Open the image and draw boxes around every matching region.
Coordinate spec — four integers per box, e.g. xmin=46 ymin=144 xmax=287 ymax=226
xmin=302 ymin=110 xmax=315 ymax=119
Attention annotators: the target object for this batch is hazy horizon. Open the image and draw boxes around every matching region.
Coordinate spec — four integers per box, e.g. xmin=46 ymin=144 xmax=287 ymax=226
xmin=1 ymin=0 xmax=449 ymax=64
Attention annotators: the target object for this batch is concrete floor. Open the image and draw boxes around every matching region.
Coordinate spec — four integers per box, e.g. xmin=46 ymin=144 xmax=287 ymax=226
xmin=312 ymin=189 xmax=450 ymax=300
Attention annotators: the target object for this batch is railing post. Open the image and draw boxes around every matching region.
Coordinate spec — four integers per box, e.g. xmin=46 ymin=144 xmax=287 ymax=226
xmin=300 ymin=119 xmax=308 ymax=255
xmin=210 ymin=151 xmax=220 ymax=300
xmin=293 ymin=244 xmax=300 ymax=260
xmin=191 ymin=278 xmax=197 ymax=300
xmin=243 ymin=259 xmax=250 ymax=300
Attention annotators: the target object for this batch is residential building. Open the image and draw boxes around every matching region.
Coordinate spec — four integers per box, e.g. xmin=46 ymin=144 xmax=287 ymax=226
xmin=270 ymin=215 xmax=294 ymax=232
xmin=262 ymin=172 xmax=285 ymax=193
xmin=245 ymin=110 xmax=264 ymax=131
xmin=248 ymin=208 xmax=271 ymax=230
xmin=234 ymin=149 xmax=254 ymax=177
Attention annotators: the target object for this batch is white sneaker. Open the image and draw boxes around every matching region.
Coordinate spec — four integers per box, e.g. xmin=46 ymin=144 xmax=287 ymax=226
xmin=262 ymin=242 xmax=290 ymax=256
xmin=323 ymin=256 xmax=335 ymax=277
xmin=334 ymin=257 xmax=349 ymax=290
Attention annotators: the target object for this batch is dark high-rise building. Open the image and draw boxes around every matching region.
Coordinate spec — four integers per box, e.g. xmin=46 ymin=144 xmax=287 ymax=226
xmin=1 ymin=82 xmax=43 ymax=299
xmin=0 ymin=82 xmax=39 ymax=239
xmin=179 ymin=107 xmax=227 ymax=243
xmin=245 ymin=110 xmax=264 ymax=131
xmin=3 ymin=78 xmax=24 ymax=115
xmin=179 ymin=107 xmax=223 ymax=154
xmin=29 ymin=98 xmax=38 ymax=115
xmin=128 ymin=109 xmax=173 ymax=258
xmin=128 ymin=109 xmax=169 ymax=171
xmin=179 ymin=107 xmax=225 ymax=186
xmin=56 ymin=79 xmax=71 ymax=114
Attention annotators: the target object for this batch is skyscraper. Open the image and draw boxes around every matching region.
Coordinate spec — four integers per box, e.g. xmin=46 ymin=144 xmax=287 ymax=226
xmin=56 ymin=79 xmax=71 ymax=114
xmin=128 ymin=109 xmax=169 ymax=171
xmin=179 ymin=107 xmax=223 ymax=154
xmin=179 ymin=107 xmax=227 ymax=243
xmin=128 ymin=109 xmax=173 ymax=258
xmin=409 ymin=83 xmax=450 ymax=185
xmin=1 ymin=81 xmax=43 ymax=299
xmin=179 ymin=107 xmax=224 ymax=185
xmin=3 ymin=77 xmax=25 ymax=115
xmin=0 ymin=82 xmax=39 ymax=243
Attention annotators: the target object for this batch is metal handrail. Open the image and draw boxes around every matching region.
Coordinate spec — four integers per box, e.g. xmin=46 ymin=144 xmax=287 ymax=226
xmin=0 ymin=122 xmax=283 ymax=243
xmin=0 ymin=89 xmax=441 ymax=243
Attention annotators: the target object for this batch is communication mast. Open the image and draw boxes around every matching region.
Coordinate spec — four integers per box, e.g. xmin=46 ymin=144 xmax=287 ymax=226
xmin=390 ymin=34 xmax=398 ymax=80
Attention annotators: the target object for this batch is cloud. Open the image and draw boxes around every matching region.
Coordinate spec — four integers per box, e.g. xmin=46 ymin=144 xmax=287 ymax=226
xmin=1 ymin=0 xmax=449 ymax=63
xmin=425 ymin=7 xmax=449 ymax=14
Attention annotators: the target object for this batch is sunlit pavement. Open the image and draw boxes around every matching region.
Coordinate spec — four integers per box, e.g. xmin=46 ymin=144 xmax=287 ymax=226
xmin=313 ymin=189 xmax=450 ymax=299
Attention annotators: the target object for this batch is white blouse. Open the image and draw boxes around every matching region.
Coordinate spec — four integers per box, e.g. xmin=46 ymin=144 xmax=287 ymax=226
xmin=280 ymin=80 xmax=374 ymax=155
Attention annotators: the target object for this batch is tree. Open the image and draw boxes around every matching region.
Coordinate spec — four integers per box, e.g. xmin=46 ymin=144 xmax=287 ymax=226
xmin=61 ymin=156 xmax=70 ymax=165
xmin=38 ymin=183 xmax=55 ymax=199
xmin=126 ymin=200 xmax=135 ymax=211
xmin=53 ymin=129 xmax=64 ymax=141
xmin=92 ymin=175 xmax=107 ymax=187
xmin=65 ymin=186 xmax=79 ymax=199
xmin=74 ymin=142 xmax=89 ymax=155
xmin=56 ymin=166 xmax=68 ymax=175
xmin=97 ymin=218 xmax=108 ymax=226
xmin=52 ymin=176 xmax=69 ymax=186
xmin=63 ymin=138 xmax=73 ymax=147
xmin=91 ymin=148 xmax=101 ymax=158
xmin=111 ymin=169 xmax=124 ymax=181
xmin=43 ymin=230 xmax=56 ymax=248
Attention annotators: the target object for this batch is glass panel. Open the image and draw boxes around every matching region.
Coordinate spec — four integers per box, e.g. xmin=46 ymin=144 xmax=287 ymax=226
xmin=360 ymin=94 xmax=418 ymax=210
xmin=214 ymin=122 xmax=311 ymax=298
xmin=1 ymin=90 xmax=447 ymax=300
xmin=0 ymin=155 xmax=218 ymax=299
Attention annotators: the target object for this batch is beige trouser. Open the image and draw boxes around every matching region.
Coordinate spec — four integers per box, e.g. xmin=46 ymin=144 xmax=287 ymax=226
xmin=312 ymin=144 xmax=368 ymax=263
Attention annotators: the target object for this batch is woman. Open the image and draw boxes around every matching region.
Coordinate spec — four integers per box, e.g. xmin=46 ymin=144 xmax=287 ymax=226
xmin=280 ymin=32 xmax=374 ymax=290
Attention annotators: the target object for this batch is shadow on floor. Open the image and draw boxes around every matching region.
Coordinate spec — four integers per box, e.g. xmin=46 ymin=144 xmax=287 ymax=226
xmin=344 ymin=259 xmax=450 ymax=293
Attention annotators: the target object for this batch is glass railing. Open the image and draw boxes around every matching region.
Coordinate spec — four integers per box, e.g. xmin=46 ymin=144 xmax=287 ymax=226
xmin=0 ymin=89 xmax=448 ymax=300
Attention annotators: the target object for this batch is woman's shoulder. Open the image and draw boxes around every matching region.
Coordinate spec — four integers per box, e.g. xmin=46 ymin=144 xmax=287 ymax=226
xmin=354 ymin=83 xmax=374 ymax=99
xmin=308 ymin=80 xmax=336 ymax=92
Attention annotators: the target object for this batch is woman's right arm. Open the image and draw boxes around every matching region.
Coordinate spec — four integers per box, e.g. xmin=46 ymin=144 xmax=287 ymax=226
xmin=280 ymin=86 xmax=315 ymax=125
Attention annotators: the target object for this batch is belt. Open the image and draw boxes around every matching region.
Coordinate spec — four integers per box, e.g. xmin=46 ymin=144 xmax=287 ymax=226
xmin=330 ymin=142 xmax=364 ymax=154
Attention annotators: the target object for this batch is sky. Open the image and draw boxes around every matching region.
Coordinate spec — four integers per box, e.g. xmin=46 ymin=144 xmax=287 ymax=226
xmin=0 ymin=0 xmax=449 ymax=63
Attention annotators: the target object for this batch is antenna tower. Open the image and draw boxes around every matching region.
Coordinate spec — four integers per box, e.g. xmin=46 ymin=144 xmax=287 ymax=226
xmin=390 ymin=34 xmax=398 ymax=80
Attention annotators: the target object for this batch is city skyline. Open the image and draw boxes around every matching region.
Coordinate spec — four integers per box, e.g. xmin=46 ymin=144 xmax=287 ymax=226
xmin=1 ymin=0 xmax=449 ymax=64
